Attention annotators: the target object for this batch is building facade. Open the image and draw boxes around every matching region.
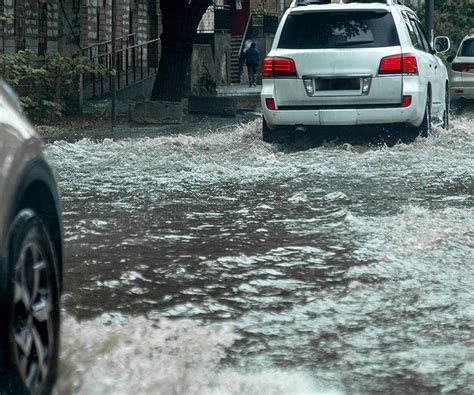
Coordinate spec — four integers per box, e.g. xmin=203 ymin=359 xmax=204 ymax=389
xmin=0 ymin=0 xmax=162 ymax=56
xmin=0 ymin=0 xmax=61 ymax=54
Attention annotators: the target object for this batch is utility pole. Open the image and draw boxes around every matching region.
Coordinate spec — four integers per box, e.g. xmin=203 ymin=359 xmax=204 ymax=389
xmin=425 ymin=0 xmax=434 ymax=42
xmin=111 ymin=0 xmax=117 ymax=128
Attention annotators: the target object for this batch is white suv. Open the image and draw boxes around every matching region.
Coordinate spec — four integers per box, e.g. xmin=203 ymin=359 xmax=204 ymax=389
xmin=261 ymin=0 xmax=451 ymax=143
xmin=448 ymin=34 xmax=474 ymax=104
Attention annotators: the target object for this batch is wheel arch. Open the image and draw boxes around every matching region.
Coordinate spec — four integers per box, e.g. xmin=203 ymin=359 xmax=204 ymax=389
xmin=7 ymin=160 xmax=64 ymax=292
xmin=427 ymin=82 xmax=432 ymax=105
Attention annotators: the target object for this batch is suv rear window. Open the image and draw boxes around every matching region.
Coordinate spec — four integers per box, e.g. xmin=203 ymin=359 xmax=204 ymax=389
xmin=278 ymin=11 xmax=400 ymax=49
xmin=460 ymin=39 xmax=474 ymax=57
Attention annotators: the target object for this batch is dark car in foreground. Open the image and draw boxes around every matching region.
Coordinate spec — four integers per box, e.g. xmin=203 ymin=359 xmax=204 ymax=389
xmin=0 ymin=81 xmax=63 ymax=395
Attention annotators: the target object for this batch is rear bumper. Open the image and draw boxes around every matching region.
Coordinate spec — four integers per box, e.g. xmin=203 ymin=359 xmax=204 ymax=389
xmin=262 ymin=78 xmax=426 ymax=128
xmin=449 ymin=71 xmax=474 ymax=100
xmin=450 ymin=86 xmax=474 ymax=100
xmin=263 ymin=105 xmax=424 ymax=128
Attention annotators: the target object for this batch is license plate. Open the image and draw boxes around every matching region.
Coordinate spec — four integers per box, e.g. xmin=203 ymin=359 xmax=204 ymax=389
xmin=315 ymin=78 xmax=361 ymax=91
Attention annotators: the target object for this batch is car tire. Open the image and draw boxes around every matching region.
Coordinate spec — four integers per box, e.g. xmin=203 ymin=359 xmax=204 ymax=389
xmin=262 ymin=117 xmax=278 ymax=143
xmin=0 ymin=209 xmax=60 ymax=395
xmin=418 ymin=93 xmax=431 ymax=138
xmin=451 ymin=98 xmax=465 ymax=115
xmin=442 ymin=84 xmax=449 ymax=130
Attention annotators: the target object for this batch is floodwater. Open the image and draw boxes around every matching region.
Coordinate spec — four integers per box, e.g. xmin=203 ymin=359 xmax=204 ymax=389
xmin=46 ymin=115 xmax=473 ymax=394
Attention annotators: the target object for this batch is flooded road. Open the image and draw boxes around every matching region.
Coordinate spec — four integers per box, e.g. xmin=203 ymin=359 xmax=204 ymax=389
xmin=46 ymin=115 xmax=473 ymax=394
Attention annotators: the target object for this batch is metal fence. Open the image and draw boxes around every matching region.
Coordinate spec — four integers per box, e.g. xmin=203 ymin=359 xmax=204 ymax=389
xmin=82 ymin=34 xmax=160 ymax=98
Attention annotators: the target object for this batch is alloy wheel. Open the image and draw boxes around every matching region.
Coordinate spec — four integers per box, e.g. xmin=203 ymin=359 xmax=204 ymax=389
xmin=13 ymin=239 xmax=54 ymax=393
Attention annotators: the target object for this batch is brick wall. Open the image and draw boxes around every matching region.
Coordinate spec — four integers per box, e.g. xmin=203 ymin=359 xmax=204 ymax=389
xmin=0 ymin=0 xmax=162 ymax=57
xmin=0 ymin=0 xmax=61 ymax=54
xmin=250 ymin=0 xmax=292 ymax=14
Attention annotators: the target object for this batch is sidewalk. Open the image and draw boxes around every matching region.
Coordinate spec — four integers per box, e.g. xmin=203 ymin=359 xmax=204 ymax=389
xmin=37 ymin=111 xmax=260 ymax=143
xmin=214 ymin=84 xmax=262 ymax=112
xmin=217 ymin=84 xmax=261 ymax=97
xmin=37 ymin=84 xmax=264 ymax=142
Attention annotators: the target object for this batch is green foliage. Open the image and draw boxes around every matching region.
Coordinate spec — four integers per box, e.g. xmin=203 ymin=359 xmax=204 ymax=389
xmin=0 ymin=12 xmax=13 ymax=22
xmin=0 ymin=50 xmax=110 ymax=122
xmin=419 ymin=1 xmax=474 ymax=55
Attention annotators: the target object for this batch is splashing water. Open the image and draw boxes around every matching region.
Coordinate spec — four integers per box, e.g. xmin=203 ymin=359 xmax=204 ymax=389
xmin=47 ymin=115 xmax=473 ymax=393
xmin=58 ymin=316 xmax=339 ymax=395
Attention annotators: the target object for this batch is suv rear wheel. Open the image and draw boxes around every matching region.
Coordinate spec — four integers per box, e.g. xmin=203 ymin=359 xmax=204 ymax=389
xmin=442 ymin=84 xmax=449 ymax=130
xmin=262 ymin=118 xmax=286 ymax=144
xmin=418 ymin=93 xmax=432 ymax=138
xmin=0 ymin=209 xmax=60 ymax=395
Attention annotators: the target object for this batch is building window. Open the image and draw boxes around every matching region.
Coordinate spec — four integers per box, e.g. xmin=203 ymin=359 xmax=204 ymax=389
xmin=97 ymin=11 xmax=101 ymax=40
xmin=38 ymin=1 xmax=48 ymax=55
xmin=16 ymin=37 xmax=25 ymax=51
xmin=38 ymin=2 xmax=48 ymax=36
xmin=147 ymin=0 xmax=159 ymax=67
xmin=14 ymin=1 xmax=24 ymax=36
xmin=38 ymin=39 xmax=47 ymax=55
xmin=129 ymin=0 xmax=138 ymax=36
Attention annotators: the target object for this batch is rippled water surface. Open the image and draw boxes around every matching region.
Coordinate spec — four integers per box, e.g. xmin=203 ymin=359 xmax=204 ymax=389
xmin=46 ymin=116 xmax=474 ymax=394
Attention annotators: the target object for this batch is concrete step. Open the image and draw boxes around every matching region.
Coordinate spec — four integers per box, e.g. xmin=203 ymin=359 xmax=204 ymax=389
xmin=230 ymin=36 xmax=243 ymax=81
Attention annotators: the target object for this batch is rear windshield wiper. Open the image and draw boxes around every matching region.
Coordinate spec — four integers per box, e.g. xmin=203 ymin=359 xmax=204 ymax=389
xmin=335 ymin=40 xmax=375 ymax=47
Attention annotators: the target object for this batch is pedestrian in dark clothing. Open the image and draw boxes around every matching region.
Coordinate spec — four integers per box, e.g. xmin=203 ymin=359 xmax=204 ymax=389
xmin=245 ymin=42 xmax=260 ymax=87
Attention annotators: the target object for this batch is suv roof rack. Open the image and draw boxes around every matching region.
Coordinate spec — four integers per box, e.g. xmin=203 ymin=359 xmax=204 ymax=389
xmin=292 ymin=0 xmax=404 ymax=6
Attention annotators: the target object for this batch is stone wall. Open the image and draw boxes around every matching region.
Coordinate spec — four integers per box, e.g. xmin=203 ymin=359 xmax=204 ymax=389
xmin=214 ymin=32 xmax=231 ymax=86
xmin=190 ymin=44 xmax=217 ymax=96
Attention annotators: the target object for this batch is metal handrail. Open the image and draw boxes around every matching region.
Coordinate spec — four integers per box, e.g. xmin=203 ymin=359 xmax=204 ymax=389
xmin=116 ymin=38 xmax=160 ymax=53
xmin=83 ymin=37 xmax=161 ymax=98
xmin=92 ymin=38 xmax=160 ymax=59
xmin=82 ymin=33 xmax=137 ymax=53
xmin=238 ymin=14 xmax=253 ymax=59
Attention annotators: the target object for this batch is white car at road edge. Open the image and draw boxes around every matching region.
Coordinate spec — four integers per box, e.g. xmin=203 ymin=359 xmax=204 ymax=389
xmin=448 ymin=33 xmax=474 ymax=105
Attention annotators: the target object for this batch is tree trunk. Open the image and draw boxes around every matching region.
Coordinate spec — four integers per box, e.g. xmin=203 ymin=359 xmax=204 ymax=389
xmin=150 ymin=0 xmax=212 ymax=102
xmin=150 ymin=42 xmax=193 ymax=102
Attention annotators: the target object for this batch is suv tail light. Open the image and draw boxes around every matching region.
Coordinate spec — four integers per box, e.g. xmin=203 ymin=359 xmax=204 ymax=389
xmin=265 ymin=98 xmax=276 ymax=111
xmin=262 ymin=57 xmax=297 ymax=78
xmin=378 ymin=54 xmax=418 ymax=75
xmin=451 ymin=63 xmax=471 ymax=72
xmin=401 ymin=95 xmax=412 ymax=108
